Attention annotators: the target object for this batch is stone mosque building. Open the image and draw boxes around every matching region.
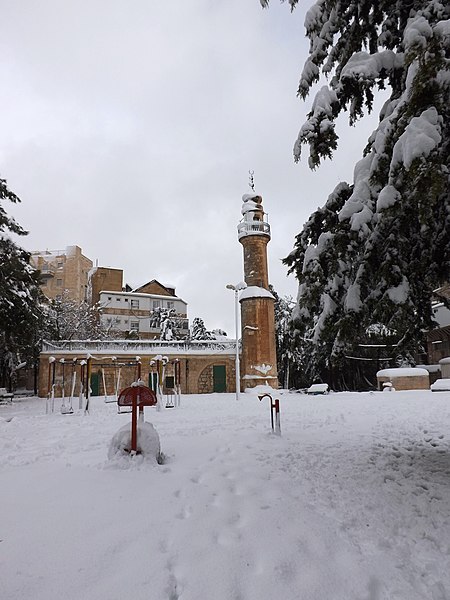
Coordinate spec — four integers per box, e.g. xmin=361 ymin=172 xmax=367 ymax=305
xmin=38 ymin=191 xmax=278 ymax=397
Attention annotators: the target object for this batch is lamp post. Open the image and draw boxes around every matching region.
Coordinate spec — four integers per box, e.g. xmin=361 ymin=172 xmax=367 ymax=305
xmin=226 ymin=281 xmax=247 ymax=400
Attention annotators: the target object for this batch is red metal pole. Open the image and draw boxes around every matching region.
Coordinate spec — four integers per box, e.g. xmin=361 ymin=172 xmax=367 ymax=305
xmin=137 ymin=360 xmax=144 ymax=421
xmin=131 ymin=392 xmax=138 ymax=453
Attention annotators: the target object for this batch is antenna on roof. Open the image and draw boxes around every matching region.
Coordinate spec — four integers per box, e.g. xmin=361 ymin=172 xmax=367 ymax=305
xmin=248 ymin=170 xmax=255 ymax=192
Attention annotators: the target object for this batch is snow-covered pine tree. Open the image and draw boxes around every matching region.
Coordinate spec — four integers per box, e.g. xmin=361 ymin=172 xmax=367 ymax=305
xmin=0 ymin=176 xmax=42 ymax=389
xmin=262 ymin=0 xmax=449 ymax=387
xmin=160 ymin=308 xmax=176 ymax=341
xmin=191 ymin=317 xmax=214 ymax=341
xmin=270 ymin=285 xmax=305 ymax=388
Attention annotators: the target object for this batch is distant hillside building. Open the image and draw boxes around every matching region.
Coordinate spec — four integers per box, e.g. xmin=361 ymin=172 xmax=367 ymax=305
xmin=30 ymin=245 xmax=93 ymax=304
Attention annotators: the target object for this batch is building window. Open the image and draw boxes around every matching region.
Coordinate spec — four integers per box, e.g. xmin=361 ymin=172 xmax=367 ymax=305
xmin=131 ymin=299 xmax=139 ymax=309
xmin=153 ymin=300 xmax=160 ymax=309
xmin=125 ymin=298 xmax=129 ymax=302
xmin=130 ymin=321 xmax=139 ymax=332
xmin=116 ymin=298 xmax=121 ymax=302
xmin=167 ymin=301 xmax=174 ymax=309
xmin=57 ymin=262 xmax=63 ymax=268
xmin=56 ymin=279 xmax=63 ymax=287
xmin=107 ymin=296 xmax=112 ymax=301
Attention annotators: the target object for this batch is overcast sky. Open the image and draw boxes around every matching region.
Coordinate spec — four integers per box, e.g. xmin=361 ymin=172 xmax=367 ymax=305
xmin=1 ymin=0 xmax=380 ymax=335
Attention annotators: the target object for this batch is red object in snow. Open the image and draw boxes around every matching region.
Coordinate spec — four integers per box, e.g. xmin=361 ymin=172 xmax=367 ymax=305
xmin=117 ymin=385 xmax=157 ymax=453
xmin=117 ymin=385 xmax=157 ymax=408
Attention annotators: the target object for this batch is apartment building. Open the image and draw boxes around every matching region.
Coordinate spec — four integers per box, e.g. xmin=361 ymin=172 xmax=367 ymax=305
xmin=97 ymin=279 xmax=189 ymax=339
xmin=30 ymin=245 xmax=93 ymax=304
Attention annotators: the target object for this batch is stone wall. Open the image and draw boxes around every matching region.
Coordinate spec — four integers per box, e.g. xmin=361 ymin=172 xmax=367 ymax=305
xmin=241 ymin=236 xmax=269 ymax=288
xmin=377 ymin=374 xmax=430 ymax=391
xmin=38 ymin=352 xmax=237 ymax=397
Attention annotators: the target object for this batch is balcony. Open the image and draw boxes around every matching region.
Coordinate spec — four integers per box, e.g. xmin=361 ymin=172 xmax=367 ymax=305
xmin=237 ymin=220 xmax=271 ymax=240
xmin=39 ymin=265 xmax=56 ymax=278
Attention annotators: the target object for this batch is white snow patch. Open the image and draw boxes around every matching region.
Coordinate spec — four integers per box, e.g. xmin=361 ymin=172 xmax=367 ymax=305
xmin=313 ymin=293 xmax=337 ymax=342
xmin=340 ymin=50 xmax=402 ymax=81
xmin=377 ymin=185 xmax=401 ymax=211
xmin=404 ymin=15 xmax=433 ymax=51
xmin=434 ymin=19 xmax=450 ymax=38
xmin=239 ymin=286 xmax=275 ymax=301
xmin=242 ymin=192 xmax=260 ymax=203
xmin=377 ymin=367 xmax=429 ymax=378
xmin=1 ymin=393 xmax=450 ymax=599
xmin=392 ymin=107 xmax=441 ymax=170
xmin=309 ymin=85 xmax=338 ymax=116
xmin=253 ymin=364 xmax=272 ymax=375
xmin=386 ymin=277 xmax=410 ymax=304
xmin=345 ymin=283 xmax=362 ymax=312
xmin=431 ymin=379 xmax=450 ymax=392
xmin=307 ymin=383 xmax=329 ymax=394
xmin=108 ymin=421 xmax=161 ymax=464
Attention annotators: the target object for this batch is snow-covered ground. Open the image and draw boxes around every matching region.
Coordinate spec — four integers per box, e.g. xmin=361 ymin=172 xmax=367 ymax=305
xmin=1 ymin=390 xmax=450 ymax=600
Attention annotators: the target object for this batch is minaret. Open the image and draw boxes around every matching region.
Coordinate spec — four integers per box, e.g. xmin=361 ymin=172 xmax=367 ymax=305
xmin=238 ymin=192 xmax=278 ymax=389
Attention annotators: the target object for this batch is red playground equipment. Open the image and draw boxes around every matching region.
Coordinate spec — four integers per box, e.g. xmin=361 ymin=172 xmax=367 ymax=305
xmin=117 ymin=383 xmax=157 ymax=454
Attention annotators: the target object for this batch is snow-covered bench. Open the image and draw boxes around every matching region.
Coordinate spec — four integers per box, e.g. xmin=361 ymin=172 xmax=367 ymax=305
xmin=430 ymin=379 xmax=450 ymax=392
xmin=306 ymin=383 xmax=329 ymax=395
xmin=0 ymin=388 xmax=13 ymax=404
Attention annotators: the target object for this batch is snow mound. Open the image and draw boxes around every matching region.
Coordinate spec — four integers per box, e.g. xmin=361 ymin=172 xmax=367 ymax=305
xmin=245 ymin=384 xmax=277 ymax=396
xmin=307 ymin=383 xmax=329 ymax=395
xmin=108 ymin=421 xmax=162 ymax=465
xmin=430 ymin=379 xmax=450 ymax=392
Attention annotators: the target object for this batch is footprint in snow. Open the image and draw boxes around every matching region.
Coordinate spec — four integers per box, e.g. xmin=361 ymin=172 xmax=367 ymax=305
xmin=176 ymin=505 xmax=192 ymax=520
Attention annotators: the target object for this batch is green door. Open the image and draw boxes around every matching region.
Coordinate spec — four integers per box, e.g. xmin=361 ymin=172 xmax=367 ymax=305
xmin=90 ymin=372 xmax=100 ymax=396
xmin=213 ymin=365 xmax=226 ymax=393
xmin=149 ymin=372 xmax=158 ymax=392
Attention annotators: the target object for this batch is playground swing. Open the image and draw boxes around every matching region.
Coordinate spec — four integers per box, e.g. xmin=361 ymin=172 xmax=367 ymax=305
xmin=103 ymin=358 xmax=121 ymax=404
xmin=102 ymin=366 xmax=115 ymax=403
xmin=46 ymin=357 xmax=56 ymax=414
xmin=79 ymin=360 xmax=86 ymax=410
xmin=59 ymin=358 xmax=73 ymax=415
xmin=61 ymin=358 xmax=75 ymax=415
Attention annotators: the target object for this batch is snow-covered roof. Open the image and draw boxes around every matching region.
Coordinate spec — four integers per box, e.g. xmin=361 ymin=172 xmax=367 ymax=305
xmin=416 ymin=364 xmax=441 ymax=373
xmin=99 ymin=291 xmax=187 ymax=304
xmin=377 ymin=367 xmax=429 ymax=378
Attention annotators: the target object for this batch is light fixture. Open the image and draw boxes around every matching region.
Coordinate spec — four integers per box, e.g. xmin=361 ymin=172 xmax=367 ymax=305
xmin=226 ymin=281 xmax=247 ymax=400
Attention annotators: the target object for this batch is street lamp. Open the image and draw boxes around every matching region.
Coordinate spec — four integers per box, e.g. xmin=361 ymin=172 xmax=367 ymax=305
xmin=226 ymin=281 xmax=247 ymax=400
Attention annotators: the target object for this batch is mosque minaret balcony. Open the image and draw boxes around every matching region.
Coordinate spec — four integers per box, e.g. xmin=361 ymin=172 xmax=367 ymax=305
xmin=237 ymin=193 xmax=271 ymax=241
